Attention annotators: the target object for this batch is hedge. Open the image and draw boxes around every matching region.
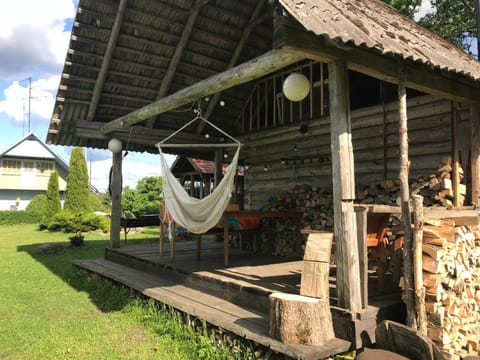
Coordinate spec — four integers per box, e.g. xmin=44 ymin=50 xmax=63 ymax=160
xmin=0 ymin=211 xmax=42 ymax=225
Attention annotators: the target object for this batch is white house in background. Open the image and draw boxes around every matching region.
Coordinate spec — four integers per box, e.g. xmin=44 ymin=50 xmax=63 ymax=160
xmin=0 ymin=132 xmax=69 ymax=210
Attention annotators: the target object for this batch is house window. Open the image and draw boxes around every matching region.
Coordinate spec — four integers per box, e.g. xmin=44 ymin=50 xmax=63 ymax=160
xmin=22 ymin=161 xmax=34 ymax=174
xmin=2 ymin=159 xmax=22 ymax=173
xmin=36 ymin=161 xmax=54 ymax=174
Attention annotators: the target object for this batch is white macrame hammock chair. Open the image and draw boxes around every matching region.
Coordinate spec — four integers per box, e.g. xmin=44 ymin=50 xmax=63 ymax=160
xmin=157 ymin=115 xmax=241 ymax=234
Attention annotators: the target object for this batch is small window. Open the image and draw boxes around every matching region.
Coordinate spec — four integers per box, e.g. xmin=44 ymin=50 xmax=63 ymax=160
xmin=36 ymin=161 xmax=54 ymax=174
xmin=2 ymin=159 xmax=21 ymax=173
xmin=23 ymin=161 xmax=34 ymax=173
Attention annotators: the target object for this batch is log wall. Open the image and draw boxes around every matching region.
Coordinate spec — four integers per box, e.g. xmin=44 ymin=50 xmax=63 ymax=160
xmin=241 ymin=95 xmax=470 ymax=209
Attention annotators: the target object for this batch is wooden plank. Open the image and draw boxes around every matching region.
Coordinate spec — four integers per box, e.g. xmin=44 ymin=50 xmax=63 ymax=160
xmin=300 ymin=261 xmax=330 ymax=299
xmin=423 ymin=208 xmax=480 ymax=226
xmin=471 ymin=104 xmax=480 ymax=205
xmin=355 ymin=206 xmax=369 ymax=309
xmin=146 ymin=0 xmax=208 ymax=128
xmin=196 ymin=0 xmax=267 ymax=134
xmin=75 ymin=259 xmax=351 ymax=360
xmin=100 ymin=50 xmax=303 ymax=134
xmin=86 ymin=0 xmax=127 ymax=121
xmin=329 ymin=60 xmax=362 ymax=313
xmin=303 ymin=232 xmax=333 ymax=262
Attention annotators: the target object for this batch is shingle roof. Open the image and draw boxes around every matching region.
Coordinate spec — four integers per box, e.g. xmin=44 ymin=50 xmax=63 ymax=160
xmin=280 ymin=0 xmax=480 ymax=81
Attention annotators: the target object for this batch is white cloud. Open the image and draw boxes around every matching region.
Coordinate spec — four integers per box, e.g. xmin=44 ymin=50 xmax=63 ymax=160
xmin=0 ymin=76 xmax=59 ymax=122
xmin=0 ymin=0 xmax=75 ymax=80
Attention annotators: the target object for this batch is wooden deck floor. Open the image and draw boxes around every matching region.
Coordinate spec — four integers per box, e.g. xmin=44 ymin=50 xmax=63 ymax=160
xmin=74 ymin=238 xmax=402 ymax=359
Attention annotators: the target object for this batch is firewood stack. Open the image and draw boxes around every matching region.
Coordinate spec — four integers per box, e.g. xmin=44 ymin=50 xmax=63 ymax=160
xmin=257 ymin=185 xmax=334 ymax=256
xmin=358 ymin=159 xmax=465 ymax=207
xmin=422 ymin=219 xmax=480 ymax=359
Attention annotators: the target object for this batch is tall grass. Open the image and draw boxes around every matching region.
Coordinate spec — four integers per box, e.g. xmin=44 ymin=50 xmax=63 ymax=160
xmin=0 ymin=225 xmax=251 ymax=359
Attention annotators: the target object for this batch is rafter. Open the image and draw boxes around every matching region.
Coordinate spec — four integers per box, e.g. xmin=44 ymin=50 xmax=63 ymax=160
xmin=100 ymin=50 xmax=303 ymax=134
xmin=146 ymin=0 xmax=209 ymax=128
xmin=195 ymin=0 xmax=267 ymax=134
xmin=86 ymin=0 xmax=128 ymax=121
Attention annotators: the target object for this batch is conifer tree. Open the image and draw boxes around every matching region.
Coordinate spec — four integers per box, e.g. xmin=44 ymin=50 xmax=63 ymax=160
xmin=64 ymin=147 xmax=90 ymax=213
xmin=45 ymin=170 xmax=61 ymax=219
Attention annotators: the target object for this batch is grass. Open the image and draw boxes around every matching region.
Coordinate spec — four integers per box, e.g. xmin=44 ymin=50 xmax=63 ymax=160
xmin=0 ymin=225 xmax=251 ymax=360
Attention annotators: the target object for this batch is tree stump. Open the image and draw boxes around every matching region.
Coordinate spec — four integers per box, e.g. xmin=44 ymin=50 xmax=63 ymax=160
xmin=269 ymin=293 xmax=334 ymax=345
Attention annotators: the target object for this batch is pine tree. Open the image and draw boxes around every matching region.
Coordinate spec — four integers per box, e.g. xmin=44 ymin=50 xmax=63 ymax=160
xmin=45 ymin=170 xmax=61 ymax=220
xmin=64 ymin=147 xmax=90 ymax=213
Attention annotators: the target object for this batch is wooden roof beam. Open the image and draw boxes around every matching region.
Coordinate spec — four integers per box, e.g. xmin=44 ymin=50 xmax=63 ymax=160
xmin=274 ymin=13 xmax=480 ymax=104
xmin=146 ymin=0 xmax=209 ymax=128
xmin=86 ymin=0 xmax=128 ymax=121
xmin=195 ymin=0 xmax=268 ymax=134
xmin=100 ymin=49 xmax=303 ymax=134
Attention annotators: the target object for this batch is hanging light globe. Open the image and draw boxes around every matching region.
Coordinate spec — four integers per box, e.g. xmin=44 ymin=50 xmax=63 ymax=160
xmin=108 ymin=138 xmax=122 ymax=153
xmin=282 ymin=72 xmax=310 ymax=102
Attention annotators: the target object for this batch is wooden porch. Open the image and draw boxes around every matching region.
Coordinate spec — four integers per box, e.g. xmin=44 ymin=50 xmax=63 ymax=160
xmin=74 ymin=238 xmax=405 ymax=359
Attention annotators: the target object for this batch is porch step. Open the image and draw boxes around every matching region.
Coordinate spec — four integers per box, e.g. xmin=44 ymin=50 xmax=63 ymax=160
xmin=105 ymin=245 xmax=275 ymax=314
xmin=74 ymin=258 xmax=351 ymax=360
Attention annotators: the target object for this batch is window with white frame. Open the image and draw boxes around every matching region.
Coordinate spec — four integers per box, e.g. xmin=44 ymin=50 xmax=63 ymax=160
xmin=36 ymin=161 xmax=55 ymax=174
xmin=2 ymin=159 xmax=22 ymax=173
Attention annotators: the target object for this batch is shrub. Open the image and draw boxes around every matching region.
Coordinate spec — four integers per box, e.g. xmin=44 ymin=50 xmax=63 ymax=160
xmin=25 ymin=195 xmax=47 ymax=217
xmin=89 ymin=193 xmax=105 ymax=212
xmin=0 ymin=211 xmax=41 ymax=225
xmin=48 ymin=211 xmax=104 ymax=233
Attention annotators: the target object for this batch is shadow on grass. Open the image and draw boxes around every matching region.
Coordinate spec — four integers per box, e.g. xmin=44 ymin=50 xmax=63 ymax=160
xmin=17 ymin=228 xmax=160 ymax=313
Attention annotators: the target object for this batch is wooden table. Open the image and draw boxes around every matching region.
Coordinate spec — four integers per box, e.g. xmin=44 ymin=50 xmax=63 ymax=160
xmin=222 ymin=210 xmax=303 ymax=266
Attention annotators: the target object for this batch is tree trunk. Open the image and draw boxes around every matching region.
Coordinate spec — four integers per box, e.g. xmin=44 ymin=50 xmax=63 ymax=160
xmin=269 ymin=293 xmax=334 ymax=345
xmin=398 ymin=80 xmax=416 ymax=329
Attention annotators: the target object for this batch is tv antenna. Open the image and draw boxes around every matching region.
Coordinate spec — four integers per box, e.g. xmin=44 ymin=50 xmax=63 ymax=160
xmin=20 ymin=77 xmax=32 ymax=135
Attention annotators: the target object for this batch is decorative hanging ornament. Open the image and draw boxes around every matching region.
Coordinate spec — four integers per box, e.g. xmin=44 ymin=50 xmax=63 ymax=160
xmin=282 ymin=72 xmax=310 ymax=102
xmin=108 ymin=138 xmax=122 ymax=153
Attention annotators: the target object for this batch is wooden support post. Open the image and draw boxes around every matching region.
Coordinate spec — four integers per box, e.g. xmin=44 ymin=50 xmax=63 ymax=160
xmin=398 ymin=79 xmax=416 ymax=329
xmin=471 ymin=104 xmax=480 ymax=205
xmin=109 ymin=150 xmax=122 ymax=248
xmin=214 ymin=150 xmax=222 ymax=187
xmin=452 ymin=102 xmax=462 ymax=207
xmin=328 ymin=60 xmax=362 ymax=313
xmin=355 ymin=206 xmax=369 ymax=309
xmin=412 ymin=195 xmax=426 ymax=336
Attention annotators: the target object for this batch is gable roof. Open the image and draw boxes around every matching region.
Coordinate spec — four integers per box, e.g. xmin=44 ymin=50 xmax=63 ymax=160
xmin=0 ymin=132 xmax=69 ymax=172
xmin=279 ymin=0 xmax=480 ymax=81
xmin=45 ymin=0 xmax=480 ymax=155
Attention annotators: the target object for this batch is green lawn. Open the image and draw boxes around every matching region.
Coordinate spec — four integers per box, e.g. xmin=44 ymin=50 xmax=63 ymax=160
xmin=0 ymin=225 xmax=248 ymax=360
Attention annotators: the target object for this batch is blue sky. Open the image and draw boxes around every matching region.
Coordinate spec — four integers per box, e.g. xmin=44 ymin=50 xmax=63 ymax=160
xmin=0 ymin=0 xmax=162 ymax=192
xmin=0 ymin=0 xmax=454 ymax=192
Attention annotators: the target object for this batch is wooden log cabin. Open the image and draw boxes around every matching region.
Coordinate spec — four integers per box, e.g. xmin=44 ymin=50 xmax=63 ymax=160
xmin=46 ymin=0 xmax=480 ymax=358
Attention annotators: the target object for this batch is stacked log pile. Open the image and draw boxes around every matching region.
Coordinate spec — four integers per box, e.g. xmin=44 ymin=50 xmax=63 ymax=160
xmin=422 ymin=219 xmax=480 ymax=359
xmin=358 ymin=159 xmax=464 ymax=208
xmin=257 ymin=185 xmax=334 ymax=256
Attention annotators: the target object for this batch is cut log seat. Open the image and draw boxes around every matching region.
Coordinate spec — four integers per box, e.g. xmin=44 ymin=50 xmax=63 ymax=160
xmin=269 ymin=293 xmax=334 ymax=345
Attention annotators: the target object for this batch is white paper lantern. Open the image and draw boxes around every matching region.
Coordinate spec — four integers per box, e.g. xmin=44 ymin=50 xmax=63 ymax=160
xmin=108 ymin=138 xmax=122 ymax=153
xmin=282 ymin=72 xmax=310 ymax=102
